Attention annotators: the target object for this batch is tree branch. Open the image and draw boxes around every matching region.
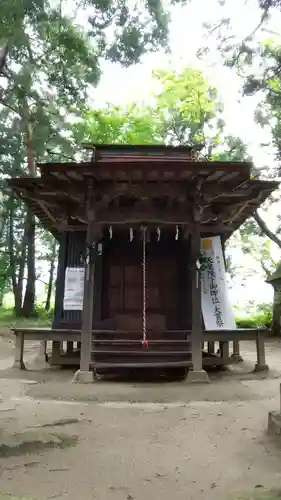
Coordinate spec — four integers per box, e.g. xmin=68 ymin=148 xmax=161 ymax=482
xmin=0 ymin=97 xmax=21 ymax=116
xmin=260 ymin=259 xmax=271 ymax=276
xmin=253 ymin=210 xmax=281 ymax=248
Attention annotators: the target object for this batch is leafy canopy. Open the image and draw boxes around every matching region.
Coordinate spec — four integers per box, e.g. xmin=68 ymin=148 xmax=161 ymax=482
xmin=74 ymin=67 xmax=227 ymax=157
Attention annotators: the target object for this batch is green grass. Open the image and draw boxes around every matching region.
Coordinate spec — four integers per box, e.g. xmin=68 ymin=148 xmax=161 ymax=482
xmin=0 ymin=307 xmax=53 ymax=336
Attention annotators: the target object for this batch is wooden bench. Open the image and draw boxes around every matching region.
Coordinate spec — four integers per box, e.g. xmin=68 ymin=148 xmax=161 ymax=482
xmin=11 ymin=327 xmax=268 ymax=373
xmin=12 ymin=328 xmax=81 ymax=369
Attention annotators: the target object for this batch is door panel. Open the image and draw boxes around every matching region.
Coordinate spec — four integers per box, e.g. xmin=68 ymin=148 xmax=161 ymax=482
xmin=103 ymin=243 xmax=179 ymax=325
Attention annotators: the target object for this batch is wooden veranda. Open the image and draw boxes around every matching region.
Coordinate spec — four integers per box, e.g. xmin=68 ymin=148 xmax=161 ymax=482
xmin=9 ymin=144 xmax=279 ymax=383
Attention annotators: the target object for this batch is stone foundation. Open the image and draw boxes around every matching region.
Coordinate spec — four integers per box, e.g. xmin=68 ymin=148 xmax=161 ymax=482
xmin=72 ymin=369 xmax=94 ymax=384
xmin=186 ymin=369 xmax=210 ymax=384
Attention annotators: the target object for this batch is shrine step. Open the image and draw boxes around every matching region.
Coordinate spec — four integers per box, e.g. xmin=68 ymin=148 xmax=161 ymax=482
xmin=91 ymin=361 xmax=192 ymax=369
xmin=92 ymin=351 xmax=191 ymax=363
xmin=92 ymin=339 xmax=190 ymax=345
xmin=93 ymin=332 xmax=188 ymax=341
xmin=92 ymin=350 xmax=191 ymax=355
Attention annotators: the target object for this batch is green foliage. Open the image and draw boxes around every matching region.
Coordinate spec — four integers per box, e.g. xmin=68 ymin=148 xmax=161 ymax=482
xmin=212 ymin=136 xmax=252 ymax=162
xmin=235 ymin=308 xmax=272 ymax=329
xmin=0 ymin=251 xmax=10 ymax=298
xmin=247 ymin=43 xmax=281 ymax=173
xmin=0 ymin=0 xmax=184 ymax=168
xmin=73 ymin=105 xmax=163 ymax=145
xmin=153 ymin=68 xmax=224 ymax=149
xmin=0 ymin=0 xmax=178 ymax=75
xmin=0 ymin=0 xmax=185 ymax=314
xmin=75 ymin=66 xmax=241 ymax=160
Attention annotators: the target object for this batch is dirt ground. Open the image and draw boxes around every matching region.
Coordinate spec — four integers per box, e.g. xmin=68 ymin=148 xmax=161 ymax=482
xmin=1 ymin=337 xmax=281 ymax=500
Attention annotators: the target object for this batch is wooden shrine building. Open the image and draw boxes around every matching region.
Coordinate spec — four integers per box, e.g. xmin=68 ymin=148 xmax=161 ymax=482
xmin=9 ymin=144 xmax=278 ymax=383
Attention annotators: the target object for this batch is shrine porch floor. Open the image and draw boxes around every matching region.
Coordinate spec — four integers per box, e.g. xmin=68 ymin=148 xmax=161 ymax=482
xmin=0 ymin=336 xmax=281 ymax=500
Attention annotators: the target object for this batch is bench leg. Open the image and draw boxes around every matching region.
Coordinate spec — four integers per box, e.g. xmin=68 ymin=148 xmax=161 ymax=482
xmin=254 ymin=333 xmax=268 ymax=372
xmin=231 ymin=341 xmax=243 ymax=363
xmin=13 ymin=333 xmax=26 ymax=370
xmin=51 ymin=341 xmax=61 ymax=364
xmin=67 ymin=341 xmax=74 ymax=354
xmin=220 ymin=341 xmax=229 ymax=364
xmin=33 ymin=340 xmax=48 ymax=366
xmin=208 ymin=341 xmax=215 ymax=354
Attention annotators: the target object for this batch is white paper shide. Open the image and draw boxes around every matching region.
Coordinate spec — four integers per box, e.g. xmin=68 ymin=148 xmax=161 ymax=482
xmin=63 ymin=267 xmax=85 ymax=311
xmin=200 ymin=236 xmax=236 ymax=330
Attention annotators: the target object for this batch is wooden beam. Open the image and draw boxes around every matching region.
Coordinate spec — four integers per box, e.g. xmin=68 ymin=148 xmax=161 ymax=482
xmin=228 ymin=201 xmax=250 ymax=223
xmin=58 ymin=222 xmax=235 ymax=235
xmin=17 ymin=187 xmax=84 ymax=207
xmin=39 ymin=160 xmax=253 ymax=177
xmin=97 ymin=182 xmax=188 ymax=200
xmin=72 ymin=210 xmax=186 ymax=225
xmin=74 ymin=206 xmax=205 ymax=225
xmin=18 ymin=179 xmax=256 ymax=202
xmin=200 ymin=224 xmax=234 ymax=234
xmin=35 ymin=200 xmax=59 ymax=225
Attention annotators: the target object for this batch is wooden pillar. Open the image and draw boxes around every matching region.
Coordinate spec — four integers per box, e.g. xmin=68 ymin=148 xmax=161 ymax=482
xmin=220 ymin=341 xmax=229 ymax=364
xmin=73 ymin=217 xmax=99 ymax=383
xmin=254 ymin=331 xmax=269 ymax=372
xmin=13 ymin=333 xmax=26 ymax=370
xmin=51 ymin=341 xmax=61 ymax=364
xmin=231 ymin=340 xmax=243 ymax=363
xmin=187 ymin=226 xmax=209 ymax=383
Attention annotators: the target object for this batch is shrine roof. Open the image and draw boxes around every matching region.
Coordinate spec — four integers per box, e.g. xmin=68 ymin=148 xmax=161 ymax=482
xmin=8 ymin=145 xmax=279 ymax=239
xmin=81 ymin=143 xmax=204 ymax=159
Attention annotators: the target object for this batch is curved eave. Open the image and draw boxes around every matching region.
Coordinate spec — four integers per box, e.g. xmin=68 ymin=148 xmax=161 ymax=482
xmin=8 ymin=174 xmax=279 ymax=239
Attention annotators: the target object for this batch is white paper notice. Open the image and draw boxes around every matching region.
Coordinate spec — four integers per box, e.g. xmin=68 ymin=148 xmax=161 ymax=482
xmin=63 ymin=267 xmax=85 ymax=311
xmin=201 ymin=236 xmax=236 ymax=330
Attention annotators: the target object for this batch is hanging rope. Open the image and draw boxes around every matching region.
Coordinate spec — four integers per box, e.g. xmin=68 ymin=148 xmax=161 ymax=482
xmin=141 ymin=225 xmax=148 ymax=349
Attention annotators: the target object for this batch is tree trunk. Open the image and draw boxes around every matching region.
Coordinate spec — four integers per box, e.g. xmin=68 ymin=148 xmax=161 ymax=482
xmin=21 ymin=110 xmax=36 ymax=317
xmin=271 ymin=286 xmax=281 ymax=336
xmin=21 ymin=208 xmax=36 ymax=317
xmin=0 ymin=287 xmax=5 ymax=307
xmin=45 ymin=241 xmax=57 ymax=311
xmin=17 ymin=212 xmax=28 ymax=310
xmin=8 ymin=199 xmax=24 ymax=315
xmin=0 ymin=43 xmax=8 ymax=73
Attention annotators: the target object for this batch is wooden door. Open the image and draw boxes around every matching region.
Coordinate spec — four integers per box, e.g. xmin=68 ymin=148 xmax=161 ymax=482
xmin=103 ymin=243 xmax=179 ymax=327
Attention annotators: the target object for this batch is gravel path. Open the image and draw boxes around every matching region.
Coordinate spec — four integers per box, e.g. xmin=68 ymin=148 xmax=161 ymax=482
xmin=0 ymin=337 xmax=281 ymax=500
